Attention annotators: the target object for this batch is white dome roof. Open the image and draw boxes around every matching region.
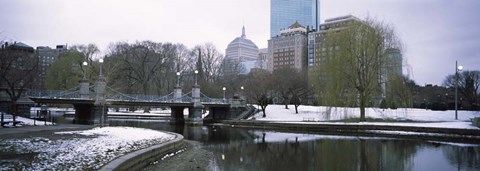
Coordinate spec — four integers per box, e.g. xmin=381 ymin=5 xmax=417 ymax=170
xmin=227 ymin=26 xmax=258 ymax=49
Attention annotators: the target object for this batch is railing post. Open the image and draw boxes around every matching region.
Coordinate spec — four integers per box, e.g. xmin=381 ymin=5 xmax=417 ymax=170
xmin=94 ymin=77 xmax=108 ymax=127
xmin=80 ymin=78 xmax=90 ymax=99
xmin=188 ymin=84 xmax=203 ymax=125
xmin=174 ymin=86 xmax=182 ymax=102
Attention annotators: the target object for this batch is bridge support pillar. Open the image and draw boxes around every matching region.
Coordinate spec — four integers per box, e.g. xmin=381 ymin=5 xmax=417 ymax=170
xmin=93 ymin=105 xmax=109 ymax=126
xmin=80 ymin=79 xmax=90 ymax=99
xmin=170 ymin=106 xmax=185 ymax=124
xmin=187 ymin=85 xmax=203 ymax=126
xmin=73 ymin=104 xmax=94 ymax=124
xmin=174 ymin=87 xmax=182 ymax=102
xmin=94 ymin=77 xmax=108 ymax=126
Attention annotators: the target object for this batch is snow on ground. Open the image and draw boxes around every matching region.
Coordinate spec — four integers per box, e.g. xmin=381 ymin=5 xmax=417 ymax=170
xmin=252 ymin=105 xmax=480 ymax=122
xmin=0 ymin=127 xmax=175 ymax=170
xmin=279 ymin=121 xmax=480 ymax=130
xmin=0 ymin=113 xmax=53 ymax=127
xmin=250 ymin=105 xmax=480 ymax=129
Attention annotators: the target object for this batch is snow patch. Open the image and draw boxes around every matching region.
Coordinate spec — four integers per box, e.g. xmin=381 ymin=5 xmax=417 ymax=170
xmin=0 ymin=127 xmax=175 ymax=170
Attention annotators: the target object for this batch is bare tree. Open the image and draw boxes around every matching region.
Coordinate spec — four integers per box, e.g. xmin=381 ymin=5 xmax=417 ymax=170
xmin=0 ymin=42 xmax=38 ymax=124
xmin=69 ymin=43 xmax=100 ymax=62
xmin=443 ymin=70 xmax=480 ymax=110
xmin=193 ymin=43 xmax=224 ymax=84
xmin=288 ymin=70 xmax=311 ymax=114
xmin=272 ymin=67 xmax=296 ymax=109
xmin=108 ymin=41 xmax=168 ymax=96
xmin=244 ymin=70 xmax=272 ymax=117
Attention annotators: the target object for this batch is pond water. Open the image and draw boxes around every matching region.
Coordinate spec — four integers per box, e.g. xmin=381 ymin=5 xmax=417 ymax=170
xmin=110 ymin=120 xmax=480 ymax=171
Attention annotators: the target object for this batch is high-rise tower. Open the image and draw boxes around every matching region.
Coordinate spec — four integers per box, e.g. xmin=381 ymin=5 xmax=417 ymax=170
xmin=224 ymin=26 xmax=259 ymax=75
xmin=270 ymin=0 xmax=320 ymax=38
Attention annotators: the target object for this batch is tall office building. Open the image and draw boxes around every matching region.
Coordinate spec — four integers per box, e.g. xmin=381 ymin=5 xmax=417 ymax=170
xmin=270 ymin=0 xmax=320 ymax=38
xmin=224 ymin=26 xmax=259 ymax=75
xmin=268 ymin=21 xmax=308 ymax=72
xmin=307 ymin=15 xmax=360 ymax=69
xmin=36 ymin=45 xmax=68 ymax=90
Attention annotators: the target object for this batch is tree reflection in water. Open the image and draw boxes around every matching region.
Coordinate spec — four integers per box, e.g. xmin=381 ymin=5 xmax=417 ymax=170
xmin=110 ymin=120 xmax=480 ymax=171
xmin=443 ymin=144 xmax=480 ymax=170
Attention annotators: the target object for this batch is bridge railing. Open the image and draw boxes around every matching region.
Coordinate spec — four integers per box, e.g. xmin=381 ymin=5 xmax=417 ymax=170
xmin=200 ymin=92 xmax=227 ymax=104
xmin=105 ymin=86 xmax=190 ymax=103
xmin=26 ymin=86 xmax=85 ymax=99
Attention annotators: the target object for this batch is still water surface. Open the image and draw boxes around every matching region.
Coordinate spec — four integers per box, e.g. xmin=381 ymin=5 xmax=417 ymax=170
xmin=110 ymin=120 xmax=480 ymax=171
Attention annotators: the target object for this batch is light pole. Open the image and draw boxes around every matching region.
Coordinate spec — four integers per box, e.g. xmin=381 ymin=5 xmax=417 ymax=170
xmin=240 ymin=86 xmax=244 ymax=99
xmin=176 ymin=72 xmax=180 ymax=87
xmin=194 ymin=70 xmax=199 ymax=86
xmin=223 ymin=87 xmax=226 ymax=101
xmin=99 ymin=59 xmax=104 ymax=77
xmin=98 ymin=59 xmax=105 ymax=127
xmin=82 ymin=61 xmax=88 ymax=79
xmin=455 ymin=60 xmax=463 ymax=120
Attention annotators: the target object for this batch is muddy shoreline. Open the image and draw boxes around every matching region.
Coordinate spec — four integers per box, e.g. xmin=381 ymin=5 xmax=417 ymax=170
xmin=144 ymin=140 xmax=217 ymax=171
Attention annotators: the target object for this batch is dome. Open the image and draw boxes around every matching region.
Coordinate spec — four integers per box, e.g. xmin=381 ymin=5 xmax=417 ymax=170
xmin=227 ymin=37 xmax=258 ymax=49
xmin=227 ymin=26 xmax=258 ymax=50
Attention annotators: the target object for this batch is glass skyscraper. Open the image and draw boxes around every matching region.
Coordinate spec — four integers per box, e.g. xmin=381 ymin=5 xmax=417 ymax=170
xmin=270 ymin=0 xmax=320 ymax=38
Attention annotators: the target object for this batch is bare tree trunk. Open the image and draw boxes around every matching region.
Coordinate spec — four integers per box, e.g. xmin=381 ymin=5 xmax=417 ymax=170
xmin=261 ymin=106 xmax=266 ymax=118
xmin=360 ymin=92 xmax=366 ymax=122
xmin=12 ymin=101 xmax=17 ymax=126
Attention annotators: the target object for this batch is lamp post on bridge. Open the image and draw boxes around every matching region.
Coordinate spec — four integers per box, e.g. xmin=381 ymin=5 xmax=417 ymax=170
xmin=99 ymin=58 xmax=104 ymax=78
xmin=80 ymin=61 xmax=89 ymax=99
xmin=194 ymin=70 xmax=199 ymax=86
xmin=82 ymin=61 xmax=88 ymax=79
xmin=95 ymin=58 xmax=107 ymax=127
xmin=240 ymin=86 xmax=244 ymax=96
xmin=189 ymin=69 xmax=203 ymax=125
xmin=176 ymin=72 xmax=180 ymax=87
xmin=223 ymin=87 xmax=226 ymax=102
xmin=174 ymin=72 xmax=182 ymax=102
xmin=455 ymin=61 xmax=463 ymax=120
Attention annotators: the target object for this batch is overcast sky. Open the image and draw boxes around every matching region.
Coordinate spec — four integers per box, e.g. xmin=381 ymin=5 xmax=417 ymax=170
xmin=1 ymin=0 xmax=479 ymax=85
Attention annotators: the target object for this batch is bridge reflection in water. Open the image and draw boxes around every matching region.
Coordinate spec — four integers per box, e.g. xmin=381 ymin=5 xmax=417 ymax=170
xmin=111 ymin=120 xmax=480 ymax=171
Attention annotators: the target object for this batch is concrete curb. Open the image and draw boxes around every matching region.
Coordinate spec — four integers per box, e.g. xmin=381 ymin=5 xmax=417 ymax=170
xmin=100 ymin=132 xmax=185 ymax=171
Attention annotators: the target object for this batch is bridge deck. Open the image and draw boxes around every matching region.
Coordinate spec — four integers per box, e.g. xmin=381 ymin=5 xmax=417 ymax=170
xmin=29 ymin=97 xmax=230 ymax=108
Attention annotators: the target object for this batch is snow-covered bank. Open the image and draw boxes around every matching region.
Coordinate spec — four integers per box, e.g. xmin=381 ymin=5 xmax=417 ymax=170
xmin=252 ymin=105 xmax=480 ymax=122
xmin=0 ymin=127 xmax=175 ymax=170
xmin=0 ymin=113 xmax=53 ymax=127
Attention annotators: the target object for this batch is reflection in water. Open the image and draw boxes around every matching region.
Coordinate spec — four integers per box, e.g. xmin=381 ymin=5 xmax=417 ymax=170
xmin=110 ymin=120 xmax=480 ymax=171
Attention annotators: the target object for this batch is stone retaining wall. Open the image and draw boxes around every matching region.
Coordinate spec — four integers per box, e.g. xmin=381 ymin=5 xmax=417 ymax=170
xmin=219 ymin=120 xmax=480 ymax=144
xmin=100 ymin=132 xmax=185 ymax=171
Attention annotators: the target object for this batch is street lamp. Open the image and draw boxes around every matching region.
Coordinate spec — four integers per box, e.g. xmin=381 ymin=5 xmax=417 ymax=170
xmin=223 ymin=87 xmax=226 ymax=101
xmin=82 ymin=61 xmax=88 ymax=79
xmin=194 ymin=70 xmax=199 ymax=86
xmin=99 ymin=59 xmax=104 ymax=77
xmin=176 ymin=72 xmax=180 ymax=87
xmin=455 ymin=60 xmax=463 ymax=120
xmin=240 ymin=86 xmax=244 ymax=98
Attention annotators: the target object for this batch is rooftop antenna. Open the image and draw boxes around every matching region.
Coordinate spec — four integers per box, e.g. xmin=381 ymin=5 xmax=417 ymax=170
xmin=242 ymin=19 xmax=246 ymax=38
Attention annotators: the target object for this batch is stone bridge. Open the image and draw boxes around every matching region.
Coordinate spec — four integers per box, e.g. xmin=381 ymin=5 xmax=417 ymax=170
xmin=28 ymin=77 xmax=253 ymax=126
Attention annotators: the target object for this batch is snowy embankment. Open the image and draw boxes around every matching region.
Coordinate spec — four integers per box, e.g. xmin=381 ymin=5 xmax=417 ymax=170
xmin=0 ymin=127 xmax=175 ymax=170
xmin=0 ymin=113 xmax=53 ymax=127
xmin=250 ymin=105 xmax=480 ymax=129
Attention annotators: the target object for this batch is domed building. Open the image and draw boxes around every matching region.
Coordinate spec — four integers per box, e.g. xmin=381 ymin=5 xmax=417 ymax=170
xmin=224 ymin=26 xmax=259 ymax=75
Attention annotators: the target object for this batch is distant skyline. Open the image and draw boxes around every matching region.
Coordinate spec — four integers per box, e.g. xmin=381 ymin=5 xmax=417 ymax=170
xmin=1 ymin=0 xmax=479 ymax=86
